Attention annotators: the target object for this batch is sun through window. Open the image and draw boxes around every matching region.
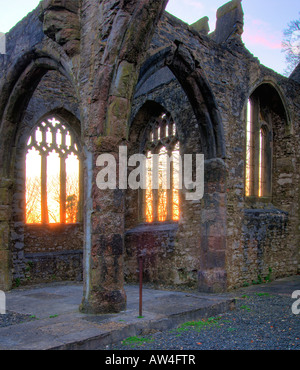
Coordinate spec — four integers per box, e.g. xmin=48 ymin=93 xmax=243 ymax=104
xmin=144 ymin=112 xmax=180 ymax=222
xmin=245 ymin=97 xmax=272 ymax=198
xmin=25 ymin=117 xmax=80 ymax=224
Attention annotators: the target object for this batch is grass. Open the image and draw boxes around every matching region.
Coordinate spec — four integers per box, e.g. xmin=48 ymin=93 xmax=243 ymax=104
xmin=175 ymin=317 xmax=225 ymax=335
xmin=227 ymin=327 xmax=237 ymax=332
xmin=240 ymin=305 xmax=251 ymax=311
xmin=120 ymin=317 xmax=227 ymax=346
xmin=255 ymin=292 xmax=270 ymax=297
xmin=121 ymin=336 xmax=154 ymax=347
xmin=117 ymin=290 xmax=278 ymax=349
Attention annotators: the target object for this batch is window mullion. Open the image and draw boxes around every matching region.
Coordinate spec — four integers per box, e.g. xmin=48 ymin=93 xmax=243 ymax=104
xmin=78 ymin=159 xmax=83 ymax=223
xmin=60 ymin=154 xmax=67 ymax=223
xmin=153 ymin=188 xmax=158 ymax=222
xmin=152 ymin=149 xmax=159 ymax=222
xmin=166 ymin=149 xmax=173 ymax=221
xmin=252 ymin=97 xmax=260 ymax=197
xmin=144 ymin=112 xmax=179 ymax=223
xmin=41 ymin=152 xmax=49 ymax=224
xmin=26 ymin=117 xmax=80 ymax=225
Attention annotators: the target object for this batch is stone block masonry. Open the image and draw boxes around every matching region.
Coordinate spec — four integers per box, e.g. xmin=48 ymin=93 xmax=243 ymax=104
xmin=0 ymin=0 xmax=299 ymax=314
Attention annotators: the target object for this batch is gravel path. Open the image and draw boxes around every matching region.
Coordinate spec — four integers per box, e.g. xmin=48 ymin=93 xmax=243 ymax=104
xmin=105 ymin=292 xmax=300 ymax=350
xmin=0 ymin=311 xmax=36 ymax=328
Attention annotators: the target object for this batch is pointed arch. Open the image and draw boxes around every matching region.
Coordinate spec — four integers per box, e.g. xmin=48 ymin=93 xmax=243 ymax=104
xmin=0 ymin=44 xmax=77 ymax=178
xmin=0 ymin=43 xmax=81 ymax=289
xmin=245 ymin=81 xmax=289 ymax=199
xmin=135 ymin=44 xmax=226 ymax=159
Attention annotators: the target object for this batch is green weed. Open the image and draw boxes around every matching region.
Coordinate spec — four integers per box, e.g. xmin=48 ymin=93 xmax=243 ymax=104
xmin=240 ymin=305 xmax=251 ymax=311
xmin=255 ymin=292 xmax=270 ymax=297
xmin=121 ymin=336 xmax=154 ymax=347
xmin=227 ymin=327 xmax=237 ymax=332
xmin=175 ymin=317 xmax=222 ymax=334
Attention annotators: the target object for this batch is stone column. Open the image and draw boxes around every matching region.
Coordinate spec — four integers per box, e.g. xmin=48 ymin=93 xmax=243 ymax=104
xmin=80 ymin=141 xmax=127 ymax=314
xmin=0 ymin=178 xmax=13 ymax=291
xmin=199 ymin=158 xmax=227 ymax=293
xmin=79 ymin=0 xmax=168 ymax=314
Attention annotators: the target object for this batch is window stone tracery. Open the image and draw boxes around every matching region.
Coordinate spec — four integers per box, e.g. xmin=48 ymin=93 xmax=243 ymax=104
xmin=26 ymin=117 xmax=80 ymax=224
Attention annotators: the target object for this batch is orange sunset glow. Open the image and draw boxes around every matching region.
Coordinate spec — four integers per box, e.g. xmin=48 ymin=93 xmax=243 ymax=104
xmin=145 ymin=142 xmax=180 ymax=223
xmin=25 ymin=117 xmax=80 ymax=224
xmin=245 ymin=99 xmax=264 ymax=198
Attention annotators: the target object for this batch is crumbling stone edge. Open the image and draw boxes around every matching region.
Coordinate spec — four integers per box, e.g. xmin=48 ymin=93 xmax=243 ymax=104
xmin=48 ymin=299 xmax=235 ymax=350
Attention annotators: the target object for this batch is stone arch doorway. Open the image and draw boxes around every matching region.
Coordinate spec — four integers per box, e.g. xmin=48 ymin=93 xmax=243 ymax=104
xmin=0 ymin=50 xmax=82 ymax=289
xmin=241 ymin=81 xmax=295 ymax=285
xmin=15 ymin=112 xmax=83 ymax=284
xmin=134 ymin=45 xmax=226 ymax=160
xmin=244 ymin=82 xmax=290 ymax=202
xmin=124 ymin=45 xmax=227 ymax=293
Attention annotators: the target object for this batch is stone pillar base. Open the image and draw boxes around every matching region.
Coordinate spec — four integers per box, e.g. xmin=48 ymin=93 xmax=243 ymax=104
xmin=198 ymin=268 xmax=227 ymax=293
xmin=0 ymin=249 xmax=12 ymax=291
xmin=79 ymin=289 xmax=127 ymax=314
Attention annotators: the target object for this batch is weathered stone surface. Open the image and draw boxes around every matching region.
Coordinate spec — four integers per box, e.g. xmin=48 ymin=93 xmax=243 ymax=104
xmin=213 ymin=0 xmax=244 ymax=43
xmin=290 ymin=64 xmax=300 ymax=83
xmin=40 ymin=0 xmax=80 ymax=15
xmin=79 ymin=288 xmax=127 ymax=314
xmin=40 ymin=0 xmax=80 ymax=56
xmin=78 ymin=0 xmax=169 ymax=313
xmin=125 ymin=223 xmax=178 ymax=286
xmin=0 ymin=0 xmax=300 ymax=312
xmin=190 ymin=16 xmax=210 ymax=35
xmin=198 ymin=268 xmax=227 ymax=293
xmin=23 ymin=250 xmax=83 ymax=284
xmin=0 ymin=249 xmax=12 ymax=291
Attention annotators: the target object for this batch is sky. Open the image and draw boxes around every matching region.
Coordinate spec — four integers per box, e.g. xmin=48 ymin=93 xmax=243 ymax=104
xmin=0 ymin=0 xmax=299 ymax=75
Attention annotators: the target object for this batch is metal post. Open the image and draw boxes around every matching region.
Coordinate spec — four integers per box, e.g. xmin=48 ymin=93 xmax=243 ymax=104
xmin=139 ymin=255 xmax=143 ymax=317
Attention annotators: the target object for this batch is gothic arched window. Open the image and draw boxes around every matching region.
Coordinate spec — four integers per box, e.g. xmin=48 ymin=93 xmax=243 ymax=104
xmin=245 ymin=96 xmax=272 ymax=198
xmin=144 ymin=112 xmax=180 ymax=222
xmin=25 ymin=117 xmax=80 ymax=224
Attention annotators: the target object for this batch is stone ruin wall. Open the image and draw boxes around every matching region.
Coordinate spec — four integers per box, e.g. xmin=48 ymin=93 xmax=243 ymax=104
xmin=0 ymin=0 xmax=299 ymax=308
xmin=124 ymin=9 xmax=300 ymax=291
xmin=125 ymin=73 xmax=202 ymax=289
xmin=11 ymin=70 xmax=83 ymax=284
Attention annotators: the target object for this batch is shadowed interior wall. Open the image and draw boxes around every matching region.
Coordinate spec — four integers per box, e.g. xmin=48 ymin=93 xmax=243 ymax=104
xmin=12 ymin=70 xmax=83 ymax=284
xmin=0 ymin=0 xmax=299 ymax=309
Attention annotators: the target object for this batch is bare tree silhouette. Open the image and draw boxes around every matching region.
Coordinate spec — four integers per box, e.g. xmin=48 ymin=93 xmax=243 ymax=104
xmin=26 ymin=172 xmax=79 ymax=224
xmin=26 ymin=176 xmax=41 ymax=223
xmin=282 ymin=13 xmax=300 ymax=76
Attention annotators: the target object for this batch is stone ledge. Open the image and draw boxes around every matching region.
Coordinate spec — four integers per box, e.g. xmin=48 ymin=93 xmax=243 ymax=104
xmin=126 ymin=222 xmax=178 ymax=234
xmin=25 ymin=249 xmax=83 ymax=259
